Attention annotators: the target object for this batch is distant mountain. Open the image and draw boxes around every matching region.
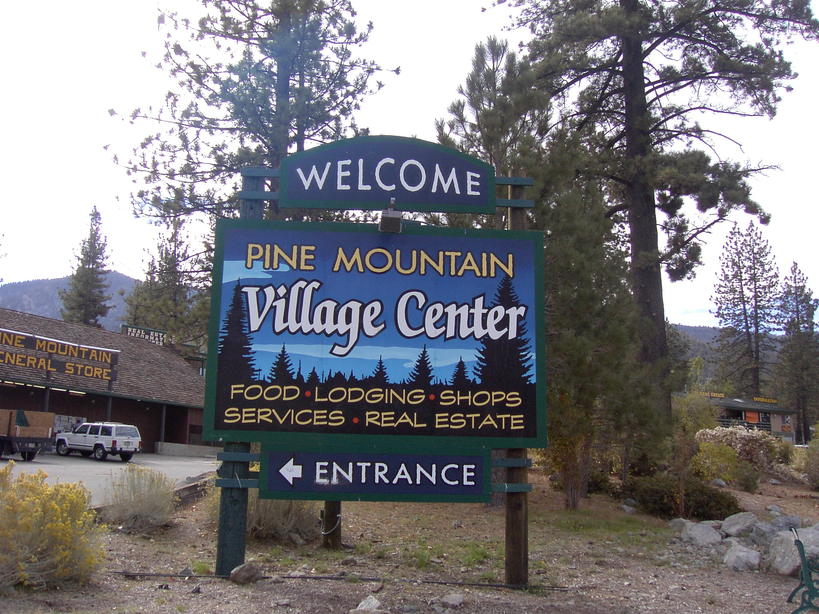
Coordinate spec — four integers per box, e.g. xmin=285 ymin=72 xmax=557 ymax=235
xmin=674 ymin=324 xmax=720 ymax=346
xmin=0 ymin=271 xmax=138 ymax=332
xmin=671 ymin=323 xmax=721 ymax=381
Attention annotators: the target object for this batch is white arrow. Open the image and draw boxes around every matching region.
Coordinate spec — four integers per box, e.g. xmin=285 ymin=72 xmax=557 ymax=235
xmin=279 ymin=458 xmax=303 ymax=485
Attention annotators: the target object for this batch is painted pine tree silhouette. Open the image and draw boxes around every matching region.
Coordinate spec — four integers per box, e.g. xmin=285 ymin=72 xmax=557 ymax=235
xmin=217 ymin=281 xmax=256 ymax=384
xmin=371 ymin=356 xmax=389 ymax=385
xmin=327 ymin=371 xmax=347 ymax=386
xmin=473 ymin=275 xmax=531 ymax=387
xmin=450 ymin=357 xmax=472 ymax=387
xmin=306 ymin=367 xmax=320 ymax=388
xmin=408 ymin=345 xmax=434 ymax=388
xmin=269 ymin=345 xmax=294 ymax=383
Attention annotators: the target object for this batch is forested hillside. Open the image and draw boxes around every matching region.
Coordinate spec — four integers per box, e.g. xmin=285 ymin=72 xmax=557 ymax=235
xmin=0 ymin=271 xmax=136 ymax=331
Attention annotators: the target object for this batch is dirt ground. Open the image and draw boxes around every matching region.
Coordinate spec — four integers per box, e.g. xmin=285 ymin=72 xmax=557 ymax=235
xmin=3 ymin=471 xmax=818 ymax=614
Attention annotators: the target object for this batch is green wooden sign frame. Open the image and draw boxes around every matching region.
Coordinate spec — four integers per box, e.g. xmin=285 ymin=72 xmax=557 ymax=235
xmin=204 ymin=219 xmax=546 ymax=450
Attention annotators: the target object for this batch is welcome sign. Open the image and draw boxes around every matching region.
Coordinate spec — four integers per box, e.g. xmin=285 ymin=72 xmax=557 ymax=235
xmin=204 ymin=220 xmax=545 ymax=449
xmin=279 ymin=136 xmax=496 ymax=213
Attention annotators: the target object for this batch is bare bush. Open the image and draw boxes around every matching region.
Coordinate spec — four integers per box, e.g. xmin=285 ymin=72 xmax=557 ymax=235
xmin=247 ymin=493 xmax=320 ymax=541
xmin=101 ymin=464 xmax=176 ymax=532
xmin=205 ymin=485 xmax=319 ymax=542
xmin=805 ymin=439 xmax=819 ymax=489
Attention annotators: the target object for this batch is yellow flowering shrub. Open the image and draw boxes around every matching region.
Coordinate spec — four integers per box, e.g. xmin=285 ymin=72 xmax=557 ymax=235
xmin=0 ymin=463 xmax=103 ymax=588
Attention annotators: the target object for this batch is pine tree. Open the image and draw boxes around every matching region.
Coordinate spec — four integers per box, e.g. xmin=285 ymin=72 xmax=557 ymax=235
xmin=59 ymin=206 xmax=112 ymax=327
xmin=119 ymin=0 xmax=389 ymax=220
xmin=269 ymin=345 xmax=294 ymax=383
xmin=408 ymin=346 xmax=434 ymax=388
xmin=540 ymin=176 xmax=643 ymax=507
xmin=125 ymin=211 xmax=209 ymax=347
xmin=712 ymin=222 xmax=780 ymax=396
xmin=473 ymin=276 xmax=531 ymax=388
xmin=450 ymin=358 xmax=471 ymax=388
xmin=435 ymin=36 xmax=548 ymax=230
xmin=514 ymin=0 xmax=819 ymax=413
xmin=217 ymin=282 xmax=256 ymax=385
xmin=775 ymin=262 xmax=819 ymax=444
xmin=437 ymin=39 xmax=648 ymax=508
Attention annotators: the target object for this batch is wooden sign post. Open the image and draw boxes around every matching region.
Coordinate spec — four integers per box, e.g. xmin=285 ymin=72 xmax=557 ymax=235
xmin=209 ymin=137 xmax=544 ymax=585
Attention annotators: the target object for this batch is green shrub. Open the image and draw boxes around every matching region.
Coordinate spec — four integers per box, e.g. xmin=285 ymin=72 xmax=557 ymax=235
xmin=805 ymin=439 xmax=819 ymax=489
xmin=0 ymin=463 xmax=103 ymax=588
xmin=101 ymin=464 xmax=176 ymax=532
xmin=623 ymin=474 xmax=741 ymax=520
xmin=586 ymin=470 xmax=613 ymax=495
xmin=774 ymin=439 xmax=795 ymax=465
xmin=733 ymin=461 xmax=760 ymax=493
xmin=690 ymin=442 xmax=738 ymax=482
xmin=682 ymin=478 xmax=742 ymax=520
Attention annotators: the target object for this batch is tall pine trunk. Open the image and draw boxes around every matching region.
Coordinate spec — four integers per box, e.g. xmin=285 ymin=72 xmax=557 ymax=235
xmin=620 ymin=0 xmax=670 ymax=418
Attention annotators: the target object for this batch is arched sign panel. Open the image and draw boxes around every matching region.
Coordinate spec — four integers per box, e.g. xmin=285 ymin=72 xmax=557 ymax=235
xmin=279 ymin=136 xmax=496 ymax=213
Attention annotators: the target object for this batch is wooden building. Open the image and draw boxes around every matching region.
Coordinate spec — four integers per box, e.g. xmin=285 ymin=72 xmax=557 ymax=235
xmin=704 ymin=392 xmax=798 ymax=443
xmin=0 ymin=308 xmax=205 ymax=451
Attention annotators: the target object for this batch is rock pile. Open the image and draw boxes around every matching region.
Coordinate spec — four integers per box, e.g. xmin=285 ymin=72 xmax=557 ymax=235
xmin=668 ymin=506 xmax=814 ymax=575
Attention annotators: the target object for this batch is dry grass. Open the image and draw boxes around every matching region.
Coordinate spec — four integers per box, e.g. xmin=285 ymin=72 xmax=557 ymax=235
xmin=203 ymin=481 xmax=321 ymax=542
xmin=100 ymin=464 xmax=177 ymax=532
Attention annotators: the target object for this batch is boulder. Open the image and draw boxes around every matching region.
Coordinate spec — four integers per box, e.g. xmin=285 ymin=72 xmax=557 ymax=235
xmin=722 ymin=512 xmax=758 ymax=537
xmin=769 ymin=529 xmax=819 ymax=576
xmin=681 ymin=522 xmax=722 ymax=547
xmin=229 ymin=562 xmax=264 ymax=585
xmin=350 ymin=595 xmax=390 ymax=614
xmin=668 ymin=518 xmax=691 ymax=534
xmin=431 ymin=593 xmax=465 ymax=609
xmin=771 ymin=515 xmax=802 ymax=532
xmin=749 ymin=521 xmax=777 ymax=549
xmin=724 ymin=543 xmax=761 ymax=571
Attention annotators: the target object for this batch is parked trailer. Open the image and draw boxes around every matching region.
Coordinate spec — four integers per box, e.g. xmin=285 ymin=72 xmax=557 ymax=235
xmin=0 ymin=409 xmax=55 ymax=461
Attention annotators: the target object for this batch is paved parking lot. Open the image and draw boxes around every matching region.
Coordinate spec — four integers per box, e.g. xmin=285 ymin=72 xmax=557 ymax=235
xmin=2 ymin=451 xmax=220 ymax=506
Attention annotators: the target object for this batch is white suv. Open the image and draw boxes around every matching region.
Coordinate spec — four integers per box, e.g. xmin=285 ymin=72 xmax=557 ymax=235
xmin=55 ymin=422 xmax=142 ymax=462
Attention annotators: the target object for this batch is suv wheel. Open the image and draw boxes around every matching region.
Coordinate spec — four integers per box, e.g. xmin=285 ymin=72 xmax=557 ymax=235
xmin=120 ymin=453 xmax=133 ymax=462
xmin=56 ymin=440 xmax=70 ymax=456
xmin=93 ymin=445 xmax=108 ymax=461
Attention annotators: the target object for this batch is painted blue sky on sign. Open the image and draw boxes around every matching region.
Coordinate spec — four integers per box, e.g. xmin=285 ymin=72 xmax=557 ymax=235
xmin=216 ymin=223 xmax=538 ymax=383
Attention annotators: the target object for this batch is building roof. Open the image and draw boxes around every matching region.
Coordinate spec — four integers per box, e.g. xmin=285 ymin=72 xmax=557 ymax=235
xmin=0 ymin=308 xmax=204 ymax=408
xmin=709 ymin=396 xmax=796 ymax=415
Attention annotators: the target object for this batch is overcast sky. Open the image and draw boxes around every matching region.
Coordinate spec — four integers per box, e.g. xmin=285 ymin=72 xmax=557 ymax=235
xmin=1 ymin=0 xmax=818 ymax=328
